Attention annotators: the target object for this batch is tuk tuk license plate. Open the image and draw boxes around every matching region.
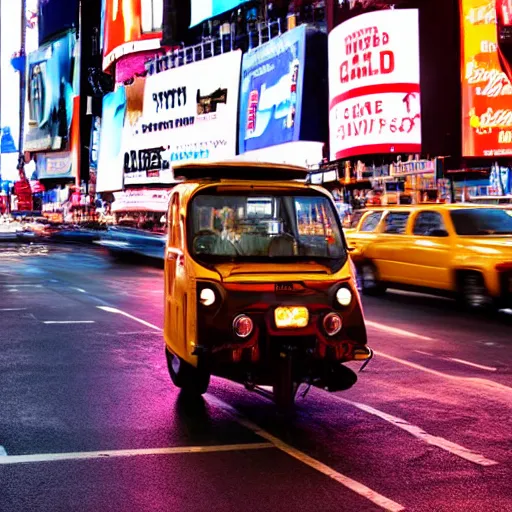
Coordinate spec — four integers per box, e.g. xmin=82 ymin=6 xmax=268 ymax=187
xmin=274 ymin=307 xmax=309 ymax=329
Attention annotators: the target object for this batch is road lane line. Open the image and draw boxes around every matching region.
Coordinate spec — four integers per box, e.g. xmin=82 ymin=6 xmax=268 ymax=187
xmin=0 ymin=446 xmax=7 ymax=456
xmin=207 ymin=394 xmax=404 ymax=512
xmin=445 ymin=358 xmax=498 ymax=372
xmin=43 ymin=321 xmax=96 ymax=325
xmin=74 ymin=288 xmax=87 ymax=293
xmin=375 ymin=351 xmax=512 ymax=395
xmin=365 ymin=321 xmax=436 ymax=341
xmin=97 ymin=306 xmax=163 ymax=331
xmin=414 ymin=350 xmax=433 ymax=356
xmin=0 ymin=443 xmax=273 ymax=465
xmin=0 ymin=308 xmax=27 ymax=312
xmin=332 ymin=396 xmax=498 ymax=467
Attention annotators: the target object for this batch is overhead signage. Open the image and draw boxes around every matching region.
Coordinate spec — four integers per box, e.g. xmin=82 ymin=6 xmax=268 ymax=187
xmin=102 ymin=0 xmax=163 ymax=71
xmin=38 ymin=0 xmax=78 ymax=45
xmin=190 ymin=0 xmax=250 ymax=27
xmin=25 ymin=31 xmax=78 ymax=153
xmin=96 ymin=87 xmax=127 ymax=192
xmin=36 ymin=151 xmax=73 ymax=179
xmin=328 ymin=9 xmax=422 ymax=160
xmin=122 ymin=50 xmax=242 ymax=185
xmin=460 ymin=0 xmax=512 ymax=157
xmin=239 ymin=25 xmax=307 ymax=154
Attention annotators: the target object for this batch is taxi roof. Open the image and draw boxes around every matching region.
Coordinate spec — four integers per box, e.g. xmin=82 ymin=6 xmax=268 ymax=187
xmin=172 ymin=161 xmax=309 ymax=182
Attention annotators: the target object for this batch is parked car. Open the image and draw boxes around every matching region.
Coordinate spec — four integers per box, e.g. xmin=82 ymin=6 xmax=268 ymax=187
xmin=345 ymin=204 xmax=512 ymax=309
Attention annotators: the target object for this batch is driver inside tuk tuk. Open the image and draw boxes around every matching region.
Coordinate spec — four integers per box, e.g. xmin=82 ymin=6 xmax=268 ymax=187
xmin=190 ymin=192 xmax=344 ymax=261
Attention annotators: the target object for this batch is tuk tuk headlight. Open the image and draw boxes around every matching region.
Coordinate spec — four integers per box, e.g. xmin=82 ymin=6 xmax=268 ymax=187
xmin=199 ymin=288 xmax=216 ymax=307
xmin=336 ymin=287 xmax=352 ymax=307
xmin=323 ymin=313 xmax=343 ymax=336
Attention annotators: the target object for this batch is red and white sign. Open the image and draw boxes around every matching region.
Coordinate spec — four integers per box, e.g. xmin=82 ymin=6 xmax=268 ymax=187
xmin=328 ymin=9 xmax=422 ymax=160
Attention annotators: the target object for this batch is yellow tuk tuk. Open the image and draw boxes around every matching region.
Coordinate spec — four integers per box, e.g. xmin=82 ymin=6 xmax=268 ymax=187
xmin=164 ymin=161 xmax=371 ymax=409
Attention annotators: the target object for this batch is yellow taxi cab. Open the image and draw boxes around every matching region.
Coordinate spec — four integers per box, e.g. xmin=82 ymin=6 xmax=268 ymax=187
xmin=345 ymin=204 xmax=512 ymax=309
xmin=163 ymin=161 xmax=371 ymax=409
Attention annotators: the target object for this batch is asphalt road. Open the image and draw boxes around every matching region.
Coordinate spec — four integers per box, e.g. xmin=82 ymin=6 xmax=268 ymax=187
xmin=0 ymin=243 xmax=511 ymax=512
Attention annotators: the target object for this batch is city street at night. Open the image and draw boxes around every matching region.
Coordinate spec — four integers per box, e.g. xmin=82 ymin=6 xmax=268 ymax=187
xmin=0 ymin=245 xmax=510 ymax=512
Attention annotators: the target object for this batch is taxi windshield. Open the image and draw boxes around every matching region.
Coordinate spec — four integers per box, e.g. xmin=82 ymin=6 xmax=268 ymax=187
xmin=188 ymin=191 xmax=346 ymax=265
xmin=450 ymin=208 xmax=512 ymax=235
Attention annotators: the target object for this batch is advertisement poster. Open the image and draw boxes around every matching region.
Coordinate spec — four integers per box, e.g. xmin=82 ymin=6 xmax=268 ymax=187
xmin=190 ymin=0 xmax=249 ymax=27
xmin=460 ymin=0 xmax=512 ymax=157
xmin=96 ymin=87 xmax=126 ymax=192
xmin=239 ymin=25 xmax=306 ymax=154
xmin=328 ymin=9 xmax=422 ymax=160
xmin=38 ymin=0 xmax=78 ymax=45
xmin=122 ymin=50 xmax=242 ymax=186
xmin=36 ymin=151 xmax=73 ymax=179
xmin=102 ymin=0 xmax=163 ymax=70
xmin=25 ymin=31 xmax=78 ymax=153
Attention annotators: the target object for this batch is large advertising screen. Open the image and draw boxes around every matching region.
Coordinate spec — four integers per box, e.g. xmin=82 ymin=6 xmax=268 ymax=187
xmin=25 ymin=31 xmax=79 ymax=153
xmin=239 ymin=25 xmax=328 ymax=155
xmin=96 ymin=87 xmax=127 ymax=192
xmin=239 ymin=25 xmax=306 ymax=154
xmin=328 ymin=9 xmax=422 ymax=160
xmin=460 ymin=0 xmax=512 ymax=157
xmin=190 ymin=0 xmax=250 ymax=27
xmin=102 ymin=0 xmax=163 ymax=71
xmin=38 ymin=0 xmax=79 ymax=45
xmin=122 ymin=50 xmax=242 ymax=186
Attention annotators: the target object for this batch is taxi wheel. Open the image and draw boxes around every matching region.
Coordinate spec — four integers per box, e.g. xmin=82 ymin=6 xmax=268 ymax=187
xmin=460 ymin=273 xmax=492 ymax=310
xmin=165 ymin=349 xmax=210 ymax=396
xmin=359 ymin=263 xmax=386 ymax=296
xmin=273 ymin=354 xmax=297 ymax=412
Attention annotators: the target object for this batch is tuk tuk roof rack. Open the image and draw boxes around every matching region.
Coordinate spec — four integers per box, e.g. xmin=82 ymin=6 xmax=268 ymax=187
xmin=172 ymin=161 xmax=310 ymax=182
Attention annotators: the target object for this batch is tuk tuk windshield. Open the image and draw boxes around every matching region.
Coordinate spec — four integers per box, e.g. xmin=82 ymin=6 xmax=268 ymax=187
xmin=189 ymin=192 xmax=346 ymax=264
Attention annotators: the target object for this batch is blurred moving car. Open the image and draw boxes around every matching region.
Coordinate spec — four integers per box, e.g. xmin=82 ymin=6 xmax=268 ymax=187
xmin=345 ymin=204 xmax=512 ymax=309
xmin=97 ymin=225 xmax=166 ymax=260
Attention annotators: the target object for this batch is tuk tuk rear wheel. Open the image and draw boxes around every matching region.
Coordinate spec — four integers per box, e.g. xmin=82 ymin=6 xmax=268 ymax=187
xmin=165 ymin=349 xmax=210 ymax=396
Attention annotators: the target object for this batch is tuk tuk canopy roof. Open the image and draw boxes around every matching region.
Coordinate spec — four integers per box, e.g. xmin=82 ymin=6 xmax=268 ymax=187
xmin=173 ymin=161 xmax=309 ymax=182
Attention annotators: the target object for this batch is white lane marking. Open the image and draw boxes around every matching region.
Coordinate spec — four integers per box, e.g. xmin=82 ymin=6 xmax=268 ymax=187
xmin=113 ymin=331 xmax=162 ymax=336
xmin=414 ymin=350 xmax=433 ymax=356
xmin=332 ymin=396 xmax=498 ymax=467
xmin=97 ymin=306 xmax=163 ymax=332
xmin=7 ymin=289 xmax=18 ymax=293
xmin=74 ymin=288 xmax=87 ymax=293
xmin=0 ymin=443 xmax=273 ymax=465
xmin=375 ymin=351 xmax=512 ymax=395
xmin=445 ymin=358 xmax=498 ymax=372
xmin=366 ymin=321 xmax=435 ymax=341
xmin=43 ymin=321 xmax=96 ymax=325
xmin=207 ymin=394 xmax=404 ymax=512
xmin=0 ymin=446 xmax=7 ymax=456
xmin=0 ymin=308 xmax=27 ymax=312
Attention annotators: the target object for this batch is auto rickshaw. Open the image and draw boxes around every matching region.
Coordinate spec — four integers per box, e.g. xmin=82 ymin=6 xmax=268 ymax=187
xmin=164 ymin=161 xmax=372 ymax=409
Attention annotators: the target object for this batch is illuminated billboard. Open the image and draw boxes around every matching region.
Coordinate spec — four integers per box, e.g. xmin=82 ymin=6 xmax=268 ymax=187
xmin=102 ymin=0 xmax=163 ymax=71
xmin=25 ymin=31 xmax=79 ymax=153
xmin=328 ymin=9 xmax=421 ymax=160
xmin=460 ymin=0 xmax=512 ymax=157
xmin=190 ymin=0 xmax=250 ymax=27
xmin=38 ymin=0 xmax=79 ymax=45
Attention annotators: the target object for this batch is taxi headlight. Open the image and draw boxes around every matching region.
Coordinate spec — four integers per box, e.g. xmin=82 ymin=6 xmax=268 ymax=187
xmin=199 ymin=288 xmax=216 ymax=307
xmin=336 ymin=287 xmax=352 ymax=307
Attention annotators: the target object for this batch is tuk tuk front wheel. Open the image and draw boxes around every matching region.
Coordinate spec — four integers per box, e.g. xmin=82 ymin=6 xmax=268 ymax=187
xmin=273 ymin=354 xmax=297 ymax=411
xmin=165 ymin=349 xmax=210 ymax=396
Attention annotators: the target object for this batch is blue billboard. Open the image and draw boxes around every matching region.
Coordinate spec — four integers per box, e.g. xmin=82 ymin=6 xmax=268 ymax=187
xmin=238 ymin=25 xmax=328 ymax=155
xmin=190 ymin=0 xmax=250 ymax=27
xmin=25 ymin=31 xmax=78 ymax=153
xmin=96 ymin=87 xmax=127 ymax=192
xmin=38 ymin=0 xmax=79 ymax=46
